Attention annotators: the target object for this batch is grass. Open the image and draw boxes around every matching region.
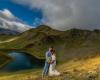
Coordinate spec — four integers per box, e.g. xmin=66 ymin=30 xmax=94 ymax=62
xmin=0 ymin=51 xmax=12 ymax=68
xmin=37 ymin=55 xmax=100 ymax=80
xmin=0 ymin=35 xmax=16 ymax=41
xmin=0 ymin=26 xmax=100 ymax=60
xmin=0 ymin=55 xmax=100 ymax=80
xmin=0 ymin=26 xmax=100 ymax=79
xmin=0 ymin=69 xmax=41 ymax=80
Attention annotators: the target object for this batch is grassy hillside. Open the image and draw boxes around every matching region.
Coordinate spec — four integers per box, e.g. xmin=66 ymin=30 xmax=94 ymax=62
xmin=0 ymin=25 xmax=100 ymax=60
xmin=1 ymin=56 xmax=100 ymax=80
xmin=0 ymin=25 xmax=100 ymax=80
xmin=0 ymin=51 xmax=12 ymax=68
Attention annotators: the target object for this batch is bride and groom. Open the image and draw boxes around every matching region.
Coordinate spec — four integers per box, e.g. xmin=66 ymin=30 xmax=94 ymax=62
xmin=42 ymin=47 xmax=60 ymax=77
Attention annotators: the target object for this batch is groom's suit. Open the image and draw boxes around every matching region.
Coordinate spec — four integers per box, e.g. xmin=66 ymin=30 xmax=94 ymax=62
xmin=43 ymin=51 xmax=52 ymax=76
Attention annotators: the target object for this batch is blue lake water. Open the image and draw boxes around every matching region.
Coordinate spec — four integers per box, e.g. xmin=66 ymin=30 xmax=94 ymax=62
xmin=2 ymin=52 xmax=44 ymax=72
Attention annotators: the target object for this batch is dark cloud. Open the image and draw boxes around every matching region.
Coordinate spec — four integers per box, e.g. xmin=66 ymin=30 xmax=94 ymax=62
xmin=13 ymin=0 xmax=100 ymax=30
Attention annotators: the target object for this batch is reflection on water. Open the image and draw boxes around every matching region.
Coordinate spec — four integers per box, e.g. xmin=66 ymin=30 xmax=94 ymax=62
xmin=2 ymin=52 xmax=44 ymax=72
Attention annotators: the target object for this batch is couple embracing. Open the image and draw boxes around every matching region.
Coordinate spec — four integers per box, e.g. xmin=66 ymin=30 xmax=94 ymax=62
xmin=42 ymin=47 xmax=60 ymax=77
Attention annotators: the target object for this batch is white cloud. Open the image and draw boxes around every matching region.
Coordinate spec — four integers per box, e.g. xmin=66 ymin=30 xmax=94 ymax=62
xmin=13 ymin=0 xmax=100 ymax=30
xmin=0 ymin=9 xmax=15 ymax=19
xmin=0 ymin=9 xmax=32 ymax=32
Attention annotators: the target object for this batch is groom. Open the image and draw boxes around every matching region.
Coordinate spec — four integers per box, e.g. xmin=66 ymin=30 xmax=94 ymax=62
xmin=42 ymin=47 xmax=53 ymax=77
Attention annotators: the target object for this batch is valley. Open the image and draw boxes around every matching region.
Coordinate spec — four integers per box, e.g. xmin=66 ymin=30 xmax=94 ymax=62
xmin=0 ymin=25 xmax=100 ymax=80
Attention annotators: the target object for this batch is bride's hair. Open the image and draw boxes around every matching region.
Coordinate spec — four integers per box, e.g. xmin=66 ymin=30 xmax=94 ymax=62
xmin=51 ymin=49 xmax=56 ymax=55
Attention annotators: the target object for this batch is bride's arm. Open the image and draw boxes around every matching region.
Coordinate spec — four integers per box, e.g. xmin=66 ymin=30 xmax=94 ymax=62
xmin=50 ymin=55 xmax=56 ymax=64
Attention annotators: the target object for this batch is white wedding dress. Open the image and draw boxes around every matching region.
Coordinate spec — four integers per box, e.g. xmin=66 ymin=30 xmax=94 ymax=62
xmin=49 ymin=54 xmax=60 ymax=76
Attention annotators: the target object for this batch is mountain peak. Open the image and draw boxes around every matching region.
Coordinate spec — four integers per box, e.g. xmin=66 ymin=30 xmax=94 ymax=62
xmin=36 ymin=25 xmax=52 ymax=30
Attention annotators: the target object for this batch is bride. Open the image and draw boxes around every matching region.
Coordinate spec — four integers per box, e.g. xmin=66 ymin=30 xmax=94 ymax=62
xmin=49 ymin=50 xmax=60 ymax=76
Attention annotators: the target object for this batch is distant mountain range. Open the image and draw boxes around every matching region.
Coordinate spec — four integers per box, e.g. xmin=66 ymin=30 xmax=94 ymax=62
xmin=0 ymin=27 xmax=19 ymax=35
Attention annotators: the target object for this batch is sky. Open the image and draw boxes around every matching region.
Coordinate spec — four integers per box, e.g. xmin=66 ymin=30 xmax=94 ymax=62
xmin=0 ymin=0 xmax=43 ymax=27
xmin=0 ymin=0 xmax=100 ymax=31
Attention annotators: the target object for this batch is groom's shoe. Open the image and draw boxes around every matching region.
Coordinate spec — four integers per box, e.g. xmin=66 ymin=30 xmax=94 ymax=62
xmin=42 ymin=74 xmax=48 ymax=79
xmin=42 ymin=74 xmax=47 ymax=78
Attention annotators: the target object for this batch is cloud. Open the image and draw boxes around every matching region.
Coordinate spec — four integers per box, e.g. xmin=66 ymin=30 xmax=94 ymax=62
xmin=0 ymin=9 xmax=32 ymax=32
xmin=0 ymin=9 xmax=15 ymax=19
xmin=33 ymin=18 xmax=43 ymax=26
xmin=13 ymin=0 xmax=100 ymax=30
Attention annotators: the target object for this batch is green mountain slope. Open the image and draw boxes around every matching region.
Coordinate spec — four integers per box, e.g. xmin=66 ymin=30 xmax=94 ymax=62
xmin=0 ymin=51 xmax=12 ymax=68
xmin=0 ymin=25 xmax=100 ymax=62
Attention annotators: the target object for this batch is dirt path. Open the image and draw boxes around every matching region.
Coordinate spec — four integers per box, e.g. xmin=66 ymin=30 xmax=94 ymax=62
xmin=0 ymin=37 xmax=19 ymax=43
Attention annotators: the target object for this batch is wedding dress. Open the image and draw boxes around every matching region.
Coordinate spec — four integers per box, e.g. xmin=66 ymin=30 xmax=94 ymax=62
xmin=49 ymin=54 xmax=60 ymax=76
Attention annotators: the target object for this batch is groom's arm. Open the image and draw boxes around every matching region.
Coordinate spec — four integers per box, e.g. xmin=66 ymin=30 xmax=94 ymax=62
xmin=46 ymin=52 xmax=52 ymax=63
